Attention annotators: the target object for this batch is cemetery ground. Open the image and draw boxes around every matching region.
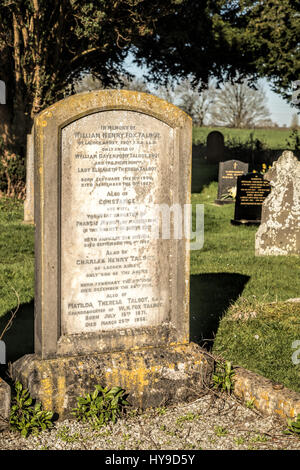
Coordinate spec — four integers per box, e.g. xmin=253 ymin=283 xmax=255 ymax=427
xmin=193 ymin=126 xmax=295 ymax=151
xmin=0 ymin=152 xmax=299 ymax=449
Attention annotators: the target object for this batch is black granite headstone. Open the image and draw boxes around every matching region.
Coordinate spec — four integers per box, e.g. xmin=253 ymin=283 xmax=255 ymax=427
xmin=215 ymin=160 xmax=249 ymax=205
xmin=231 ymin=173 xmax=271 ymax=225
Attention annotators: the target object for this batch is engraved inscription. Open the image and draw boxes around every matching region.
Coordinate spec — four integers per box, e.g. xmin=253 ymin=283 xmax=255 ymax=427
xmin=239 ymin=177 xmax=271 ymax=206
xmin=61 ymin=111 xmax=173 ymax=335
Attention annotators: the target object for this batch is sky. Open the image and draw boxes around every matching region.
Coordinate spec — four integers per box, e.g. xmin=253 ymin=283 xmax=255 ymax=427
xmin=123 ymin=54 xmax=297 ymax=128
xmin=261 ymin=79 xmax=297 ymax=127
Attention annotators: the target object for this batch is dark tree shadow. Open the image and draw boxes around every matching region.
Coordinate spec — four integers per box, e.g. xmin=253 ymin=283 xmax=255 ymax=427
xmin=0 ymin=300 xmax=34 ymax=363
xmin=190 ymin=273 xmax=250 ymax=349
xmin=191 ymin=159 xmax=218 ymax=193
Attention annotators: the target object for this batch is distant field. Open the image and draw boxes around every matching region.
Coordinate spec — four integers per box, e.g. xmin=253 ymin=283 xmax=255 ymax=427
xmin=193 ymin=126 xmax=293 ymax=150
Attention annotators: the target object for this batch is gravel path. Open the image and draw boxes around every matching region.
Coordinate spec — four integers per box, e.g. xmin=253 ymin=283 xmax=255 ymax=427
xmin=1 ymin=391 xmax=300 ymax=450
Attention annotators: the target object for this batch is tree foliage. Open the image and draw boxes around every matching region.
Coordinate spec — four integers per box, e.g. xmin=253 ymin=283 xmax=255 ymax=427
xmin=239 ymin=0 xmax=300 ymax=100
xmin=210 ymin=80 xmax=271 ymax=128
xmin=133 ymin=0 xmax=300 ymax=102
xmin=133 ymin=0 xmax=256 ymax=87
xmin=0 ymin=0 xmax=180 ymax=149
xmin=0 ymin=0 xmax=182 ymax=196
xmin=0 ymin=0 xmax=299 ymax=196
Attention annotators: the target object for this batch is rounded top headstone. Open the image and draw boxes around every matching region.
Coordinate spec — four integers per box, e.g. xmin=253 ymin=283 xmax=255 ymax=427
xmin=206 ymin=131 xmax=224 ymax=163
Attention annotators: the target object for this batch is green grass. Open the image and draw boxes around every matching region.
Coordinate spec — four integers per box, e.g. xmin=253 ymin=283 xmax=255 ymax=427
xmin=0 ymin=197 xmax=34 ymax=361
xmin=193 ymin=126 xmax=293 ymax=150
xmin=0 ymin=198 xmax=34 ymax=314
xmin=213 ymin=300 xmax=300 ymax=393
xmin=189 ymin=174 xmax=300 ymax=393
xmin=0 ymin=162 xmax=299 ymax=391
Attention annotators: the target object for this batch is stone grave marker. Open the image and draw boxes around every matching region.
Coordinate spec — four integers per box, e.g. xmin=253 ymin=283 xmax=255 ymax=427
xmin=0 ymin=80 xmax=5 ymax=104
xmin=12 ymin=90 xmax=212 ymax=417
xmin=256 ymin=151 xmax=300 ymax=255
xmin=215 ymin=159 xmax=249 ymax=205
xmin=231 ymin=172 xmax=271 ymax=225
xmin=23 ymin=133 xmax=34 ymax=224
xmin=0 ymin=340 xmax=5 ymax=364
xmin=206 ymin=130 xmax=224 ymax=163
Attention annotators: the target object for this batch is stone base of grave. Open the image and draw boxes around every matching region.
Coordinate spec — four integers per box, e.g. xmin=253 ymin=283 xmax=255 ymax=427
xmin=11 ymin=342 xmax=213 ymax=419
xmin=215 ymin=198 xmax=234 ymax=205
xmin=231 ymin=219 xmax=260 ymax=226
xmin=0 ymin=376 xmax=11 ymax=430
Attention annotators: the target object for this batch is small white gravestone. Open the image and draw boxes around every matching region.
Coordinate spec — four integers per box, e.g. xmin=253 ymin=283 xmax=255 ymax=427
xmin=0 ymin=81 xmax=6 ymax=104
xmin=0 ymin=340 xmax=6 ymax=364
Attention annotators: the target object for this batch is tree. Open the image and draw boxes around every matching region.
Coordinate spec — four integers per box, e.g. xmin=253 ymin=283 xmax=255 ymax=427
xmin=133 ymin=1 xmax=256 ymax=87
xmin=0 ymin=0 xmax=181 ymax=156
xmin=239 ymin=0 xmax=300 ymax=101
xmin=209 ymin=80 xmax=270 ymax=128
xmin=175 ymin=78 xmax=215 ymax=126
xmin=133 ymin=0 xmax=300 ymax=103
xmin=290 ymin=113 xmax=299 ymax=130
xmin=74 ymin=73 xmax=149 ymax=94
xmin=153 ymin=82 xmax=177 ymax=105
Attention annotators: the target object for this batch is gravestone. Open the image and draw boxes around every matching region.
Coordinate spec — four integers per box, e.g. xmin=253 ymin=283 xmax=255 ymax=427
xmin=231 ymin=172 xmax=271 ymax=225
xmin=256 ymin=151 xmax=300 ymax=255
xmin=206 ymin=130 xmax=224 ymax=163
xmin=12 ymin=90 xmax=212 ymax=417
xmin=0 ymin=377 xmax=10 ymax=428
xmin=0 ymin=340 xmax=5 ymax=364
xmin=215 ymin=160 xmax=249 ymax=205
xmin=0 ymin=80 xmax=5 ymax=104
xmin=23 ymin=134 xmax=34 ymax=224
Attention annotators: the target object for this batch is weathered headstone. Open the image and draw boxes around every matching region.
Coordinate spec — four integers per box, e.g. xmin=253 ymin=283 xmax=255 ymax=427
xmin=12 ymin=90 xmax=212 ymax=417
xmin=0 ymin=377 xmax=10 ymax=428
xmin=0 ymin=340 xmax=5 ymax=364
xmin=0 ymin=80 xmax=5 ymax=104
xmin=206 ymin=130 xmax=224 ymax=163
xmin=23 ymin=134 xmax=34 ymax=224
xmin=256 ymin=151 xmax=300 ymax=255
xmin=215 ymin=160 xmax=249 ymax=205
xmin=231 ymin=172 xmax=271 ymax=225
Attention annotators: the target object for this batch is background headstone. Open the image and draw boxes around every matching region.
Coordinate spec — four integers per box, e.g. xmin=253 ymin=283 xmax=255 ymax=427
xmin=256 ymin=151 xmax=300 ymax=255
xmin=23 ymin=134 xmax=34 ymax=224
xmin=0 ymin=340 xmax=5 ymax=364
xmin=231 ymin=172 xmax=271 ymax=225
xmin=215 ymin=159 xmax=249 ymax=204
xmin=0 ymin=377 xmax=10 ymax=428
xmin=12 ymin=90 xmax=212 ymax=416
xmin=206 ymin=130 xmax=224 ymax=163
xmin=0 ymin=80 xmax=6 ymax=104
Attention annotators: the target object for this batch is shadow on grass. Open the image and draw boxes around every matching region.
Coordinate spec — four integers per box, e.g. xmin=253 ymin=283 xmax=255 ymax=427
xmin=0 ymin=273 xmax=249 ymax=361
xmin=0 ymin=300 xmax=34 ymax=363
xmin=191 ymin=158 xmax=218 ymax=193
xmin=190 ymin=273 xmax=250 ymax=349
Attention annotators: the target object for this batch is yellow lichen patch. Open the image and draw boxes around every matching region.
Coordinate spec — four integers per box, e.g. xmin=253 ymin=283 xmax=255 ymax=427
xmin=274 ymin=408 xmax=286 ymax=418
xmin=55 ymin=376 xmax=66 ymax=412
xmin=40 ymin=377 xmax=53 ymax=411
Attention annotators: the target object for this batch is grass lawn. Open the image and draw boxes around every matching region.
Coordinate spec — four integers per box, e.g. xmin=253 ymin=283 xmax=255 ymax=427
xmin=0 ymin=160 xmax=299 ymax=393
xmin=190 ymin=168 xmax=300 ymax=393
xmin=193 ymin=126 xmax=293 ymax=150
